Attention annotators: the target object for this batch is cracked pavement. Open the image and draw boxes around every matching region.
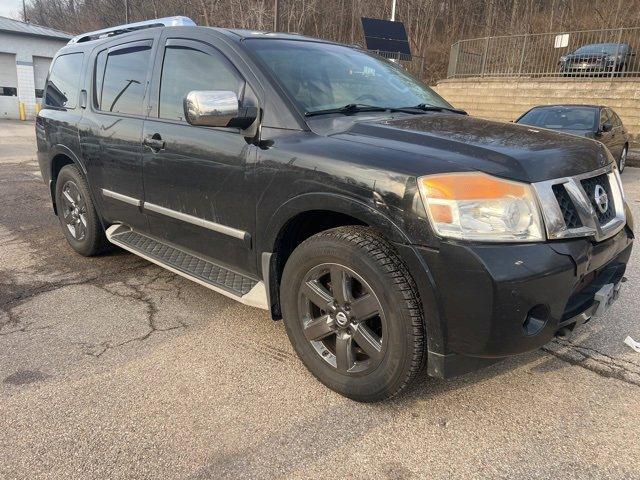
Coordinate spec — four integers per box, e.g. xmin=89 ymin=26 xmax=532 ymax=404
xmin=1 ymin=119 xmax=639 ymax=479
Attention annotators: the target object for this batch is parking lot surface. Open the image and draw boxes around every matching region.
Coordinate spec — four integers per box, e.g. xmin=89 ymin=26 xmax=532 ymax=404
xmin=1 ymin=119 xmax=639 ymax=479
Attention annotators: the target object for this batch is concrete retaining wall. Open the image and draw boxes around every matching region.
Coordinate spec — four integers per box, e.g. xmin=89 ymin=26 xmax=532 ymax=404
xmin=433 ymin=78 xmax=640 ymax=147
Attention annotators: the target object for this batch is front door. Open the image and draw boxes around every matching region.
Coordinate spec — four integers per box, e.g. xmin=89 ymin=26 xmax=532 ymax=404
xmin=141 ymin=36 xmax=257 ymax=276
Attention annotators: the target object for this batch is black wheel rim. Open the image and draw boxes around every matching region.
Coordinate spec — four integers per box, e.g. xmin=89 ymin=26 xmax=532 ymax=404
xmin=297 ymin=263 xmax=386 ymax=375
xmin=60 ymin=180 xmax=88 ymax=241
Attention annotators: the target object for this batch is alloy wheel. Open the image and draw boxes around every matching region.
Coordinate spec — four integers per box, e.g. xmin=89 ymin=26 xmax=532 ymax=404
xmin=297 ymin=263 xmax=386 ymax=375
xmin=60 ymin=180 xmax=88 ymax=241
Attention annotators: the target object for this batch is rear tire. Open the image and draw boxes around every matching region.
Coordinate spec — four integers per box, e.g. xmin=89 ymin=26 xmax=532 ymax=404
xmin=280 ymin=226 xmax=426 ymax=402
xmin=55 ymin=164 xmax=107 ymax=256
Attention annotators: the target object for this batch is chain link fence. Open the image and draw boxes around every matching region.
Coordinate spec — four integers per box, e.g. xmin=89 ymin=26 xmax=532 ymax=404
xmin=447 ymin=27 xmax=640 ymax=78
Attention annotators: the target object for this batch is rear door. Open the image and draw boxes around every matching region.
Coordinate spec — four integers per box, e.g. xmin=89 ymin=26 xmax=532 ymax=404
xmin=141 ymin=31 xmax=260 ymax=276
xmin=83 ymin=33 xmax=158 ymax=232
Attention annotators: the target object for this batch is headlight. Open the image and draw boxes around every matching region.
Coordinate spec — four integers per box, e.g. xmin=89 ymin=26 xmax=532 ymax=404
xmin=418 ymin=172 xmax=544 ymax=242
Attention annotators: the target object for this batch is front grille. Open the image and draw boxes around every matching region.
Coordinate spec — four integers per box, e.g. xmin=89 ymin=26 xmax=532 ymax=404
xmin=552 ymin=184 xmax=582 ymax=229
xmin=535 ymin=165 xmax=624 ymax=242
xmin=581 ymin=174 xmax=615 ymax=224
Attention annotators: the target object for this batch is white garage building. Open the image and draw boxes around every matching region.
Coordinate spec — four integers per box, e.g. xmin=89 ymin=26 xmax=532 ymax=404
xmin=0 ymin=16 xmax=71 ymax=120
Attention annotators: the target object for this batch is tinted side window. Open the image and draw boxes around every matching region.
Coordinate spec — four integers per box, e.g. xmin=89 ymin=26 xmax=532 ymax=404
xmin=159 ymin=45 xmax=242 ymax=122
xmin=100 ymin=44 xmax=151 ymax=115
xmin=599 ymin=109 xmax=610 ymax=128
xmin=45 ymin=53 xmax=83 ymax=108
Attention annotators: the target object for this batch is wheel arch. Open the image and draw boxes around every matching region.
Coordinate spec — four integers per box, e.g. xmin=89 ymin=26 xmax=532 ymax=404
xmin=260 ymin=192 xmax=412 ymax=320
xmin=48 ymin=145 xmax=87 ymax=214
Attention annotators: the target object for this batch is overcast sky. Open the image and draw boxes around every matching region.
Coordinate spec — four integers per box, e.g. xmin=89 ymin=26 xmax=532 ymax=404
xmin=0 ymin=0 xmax=23 ymax=19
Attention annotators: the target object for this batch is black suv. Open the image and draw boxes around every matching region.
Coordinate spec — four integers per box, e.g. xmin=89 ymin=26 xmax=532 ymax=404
xmin=559 ymin=43 xmax=635 ymax=76
xmin=36 ymin=17 xmax=633 ymax=401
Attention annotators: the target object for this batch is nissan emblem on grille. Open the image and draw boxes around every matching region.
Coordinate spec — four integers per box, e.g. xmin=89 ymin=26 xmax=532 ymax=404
xmin=594 ymin=184 xmax=609 ymax=214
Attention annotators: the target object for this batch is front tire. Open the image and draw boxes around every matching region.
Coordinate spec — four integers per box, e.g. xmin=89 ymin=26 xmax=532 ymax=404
xmin=280 ymin=226 xmax=426 ymax=402
xmin=55 ymin=164 xmax=107 ymax=256
xmin=619 ymin=145 xmax=628 ymax=173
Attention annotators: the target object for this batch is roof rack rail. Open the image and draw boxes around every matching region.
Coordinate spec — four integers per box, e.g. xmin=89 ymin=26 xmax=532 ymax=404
xmin=68 ymin=16 xmax=196 ymax=44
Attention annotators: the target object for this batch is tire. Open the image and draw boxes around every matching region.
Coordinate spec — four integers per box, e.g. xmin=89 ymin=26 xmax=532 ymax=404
xmin=280 ymin=226 xmax=426 ymax=402
xmin=54 ymin=164 xmax=107 ymax=256
xmin=618 ymin=145 xmax=628 ymax=173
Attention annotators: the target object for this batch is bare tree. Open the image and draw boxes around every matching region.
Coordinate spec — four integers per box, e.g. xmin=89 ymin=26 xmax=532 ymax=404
xmin=23 ymin=0 xmax=640 ymax=82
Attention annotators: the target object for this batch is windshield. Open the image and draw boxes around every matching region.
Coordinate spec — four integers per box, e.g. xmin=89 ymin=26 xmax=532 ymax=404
xmin=245 ymin=39 xmax=451 ymax=114
xmin=574 ymin=43 xmax=626 ymax=55
xmin=517 ymin=107 xmax=597 ymax=130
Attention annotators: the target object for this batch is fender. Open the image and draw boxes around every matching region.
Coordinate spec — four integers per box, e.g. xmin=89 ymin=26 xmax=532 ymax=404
xmin=260 ymin=191 xmax=447 ymax=360
xmin=47 ymin=144 xmax=98 ymax=217
xmin=260 ymin=191 xmax=411 ymax=255
xmin=49 ymin=143 xmax=88 ymax=176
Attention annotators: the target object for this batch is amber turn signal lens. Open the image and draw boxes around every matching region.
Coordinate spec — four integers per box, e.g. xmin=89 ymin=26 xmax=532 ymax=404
xmin=421 ymin=173 xmax=526 ymax=200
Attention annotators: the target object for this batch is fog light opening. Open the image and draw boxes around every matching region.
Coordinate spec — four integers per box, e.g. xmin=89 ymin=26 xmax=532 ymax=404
xmin=523 ymin=305 xmax=549 ymax=336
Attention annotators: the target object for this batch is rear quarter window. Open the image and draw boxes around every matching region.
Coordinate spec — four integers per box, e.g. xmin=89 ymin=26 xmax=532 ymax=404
xmin=45 ymin=52 xmax=84 ymax=109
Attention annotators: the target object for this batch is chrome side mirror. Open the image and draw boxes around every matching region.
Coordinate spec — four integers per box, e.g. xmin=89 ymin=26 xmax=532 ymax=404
xmin=183 ymin=90 xmax=257 ymax=129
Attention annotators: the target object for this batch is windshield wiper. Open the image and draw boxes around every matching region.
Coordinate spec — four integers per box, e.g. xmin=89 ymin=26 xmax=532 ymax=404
xmin=305 ymin=103 xmax=468 ymax=118
xmin=305 ymin=103 xmax=388 ymax=117
xmin=406 ymin=103 xmax=468 ymax=115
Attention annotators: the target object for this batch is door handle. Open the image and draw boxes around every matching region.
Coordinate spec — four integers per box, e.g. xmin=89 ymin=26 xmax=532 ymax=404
xmin=143 ymin=134 xmax=165 ymax=152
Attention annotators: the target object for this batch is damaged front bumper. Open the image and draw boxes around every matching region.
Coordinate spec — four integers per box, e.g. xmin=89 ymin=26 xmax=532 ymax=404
xmin=410 ymin=225 xmax=633 ymax=379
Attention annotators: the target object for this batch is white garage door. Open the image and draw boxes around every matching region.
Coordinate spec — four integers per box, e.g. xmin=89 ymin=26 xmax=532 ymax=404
xmin=33 ymin=56 xmax=52 ymax=96
xmin=0 ymin=53 xmax=18 ymax=94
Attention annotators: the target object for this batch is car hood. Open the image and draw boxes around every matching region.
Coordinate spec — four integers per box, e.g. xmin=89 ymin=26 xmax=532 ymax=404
xmin=322 ymin=113 xmax=611 ymax=183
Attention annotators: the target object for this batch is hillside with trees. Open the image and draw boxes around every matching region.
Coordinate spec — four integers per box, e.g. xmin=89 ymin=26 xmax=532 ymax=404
xmin=23 ymin=0 xmax=640 ymax=82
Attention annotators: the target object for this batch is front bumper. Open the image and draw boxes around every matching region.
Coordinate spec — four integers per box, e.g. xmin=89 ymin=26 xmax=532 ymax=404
xmin=401 ymin=225 xmax=633 ymax=379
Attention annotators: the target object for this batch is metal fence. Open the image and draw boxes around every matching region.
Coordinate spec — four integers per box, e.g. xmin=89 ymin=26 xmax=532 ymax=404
xmin=369 ymin=50 xmax=429 ymax=81
xmin=447 ymin=27 xmax=640 ymax=78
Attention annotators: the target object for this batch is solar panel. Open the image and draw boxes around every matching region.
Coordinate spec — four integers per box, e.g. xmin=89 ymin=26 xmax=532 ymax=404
xmin=361 ymin=17 xmax=412 ymax=59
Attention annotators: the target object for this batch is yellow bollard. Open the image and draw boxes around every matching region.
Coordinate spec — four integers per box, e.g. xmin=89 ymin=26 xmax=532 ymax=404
xmin=35 ymin=103 xmax=41 ymax=115
xmin=18 ymin=102 xmax=26 ymax=121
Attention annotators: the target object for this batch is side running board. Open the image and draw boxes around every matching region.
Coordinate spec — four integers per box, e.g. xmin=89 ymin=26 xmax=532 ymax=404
xmin=105 ymin=224 xmax=268 ymax=310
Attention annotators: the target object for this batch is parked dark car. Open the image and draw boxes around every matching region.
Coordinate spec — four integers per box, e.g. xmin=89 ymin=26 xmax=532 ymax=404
xmin=516 ymin=105 xmax=630 ymax=172
xmin=559 ymin=43 xmax=635 ymax=76
xmin=36 ymin=17 xmax=633 ymax=401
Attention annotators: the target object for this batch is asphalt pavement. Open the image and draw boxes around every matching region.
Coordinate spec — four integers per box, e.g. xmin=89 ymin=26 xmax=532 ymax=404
xmin=1 ymin=119 xmax=639 ymax=479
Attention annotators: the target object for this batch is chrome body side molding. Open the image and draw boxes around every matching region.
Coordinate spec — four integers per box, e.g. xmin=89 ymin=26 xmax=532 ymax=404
xmin=101 ymin=188 xmax=248 ymax=241
xmin=101 ymin=188 xmax=141 ymax=207
xmin=143 ymin=202 xmax=248 ymax=241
